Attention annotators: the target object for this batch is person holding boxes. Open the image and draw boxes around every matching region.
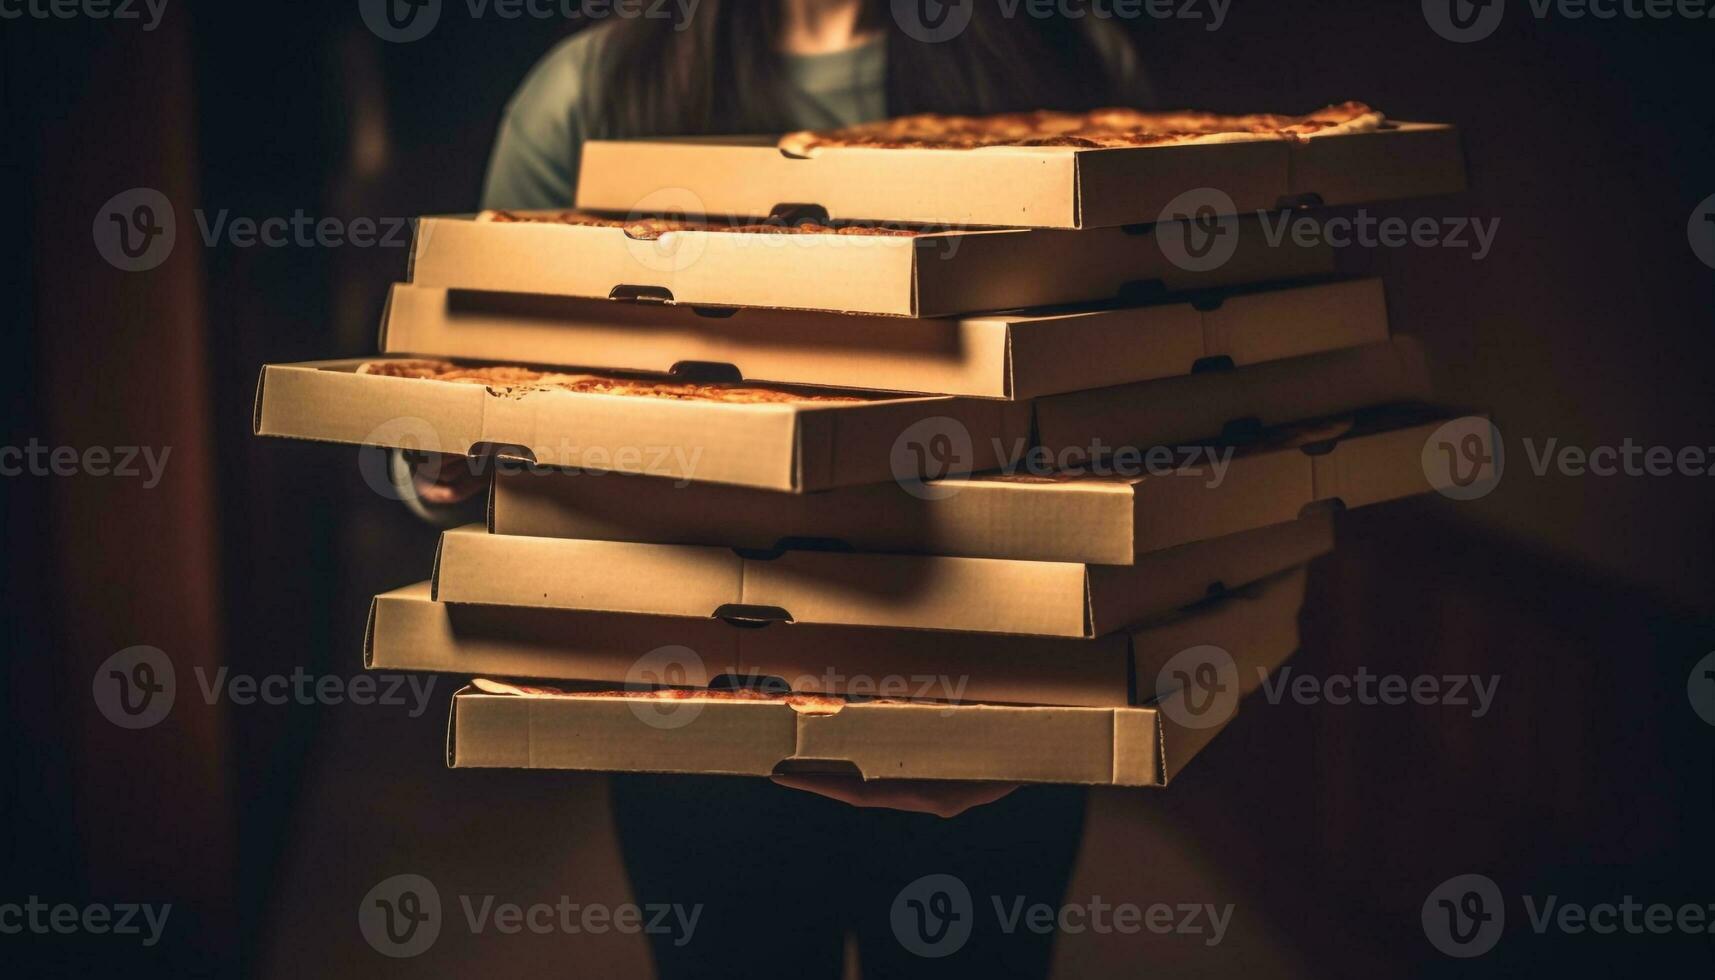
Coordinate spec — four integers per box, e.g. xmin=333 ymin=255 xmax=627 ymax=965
xmin=394 ymin=3 xmax=1152 ymax=977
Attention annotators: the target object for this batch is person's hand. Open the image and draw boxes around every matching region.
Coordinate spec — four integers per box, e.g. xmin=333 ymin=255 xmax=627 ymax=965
xmin=404 ymin=451 xmax=487 ymax=507
xmin=771 ymin=775 xmax=1018 ymax=819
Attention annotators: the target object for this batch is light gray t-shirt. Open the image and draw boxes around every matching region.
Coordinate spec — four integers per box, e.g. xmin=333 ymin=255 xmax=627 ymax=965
xmin=480 ymin=28 xmax=1151 ymax=210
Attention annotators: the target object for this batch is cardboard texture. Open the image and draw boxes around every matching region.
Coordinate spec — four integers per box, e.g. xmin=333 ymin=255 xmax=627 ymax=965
xmin=378 ymin=278 xmax=1391 ymax=399
xmin=448 ymin=685 xmax=1213 ymax=786
xmin=252 ymin=336 xmax=1423 ymax=495
xmin=406 ymin=213 xmax=1336 ymax=317
xmin=491 ymin=406 xmax=1482 ymax=564
xmin=252 ymin=358 xmax=1029 ymax=493
xmin=369 ymin=566 xmax=1309 ymax=709
xmin=1035 ymin=336 xmax=1431 ymax=453
xmin=430 ymin=514 xmax=1332 ymax=638
xmin=574 ymin=124 xmax=1466 ymax=229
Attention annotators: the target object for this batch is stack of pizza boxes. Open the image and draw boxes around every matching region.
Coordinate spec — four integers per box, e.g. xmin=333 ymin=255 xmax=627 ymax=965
xmin=257 ymin=118 xmax=1485 ymax=787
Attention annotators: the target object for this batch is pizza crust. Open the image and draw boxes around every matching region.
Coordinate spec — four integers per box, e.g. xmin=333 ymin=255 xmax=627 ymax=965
xmin=471 ymin=678 xmax=872 ymax=710
xmin=357 ymin=359 xmax=873 ymax=405
xmin=476 ymin=209 xmax=918 ymax=238
xmin=779 ymin=102 xmax=1385 ymax=156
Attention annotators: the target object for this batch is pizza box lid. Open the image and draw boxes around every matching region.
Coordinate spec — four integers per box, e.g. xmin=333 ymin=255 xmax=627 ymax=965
xmin=427 ymin=513 xmax=1331 ymax=639
xmin=369 ymin=565 xmax=1308 ymax=709
xmin=447 ymin=682 xmax=1219 ymax=786
xmin=378 ymin=276 xmax=1390 ymax=400
xmin=1034 ymin=336 xmax=1432 ymax=454
xmin=405 ymin=212 xmax=1335 ymax=317
xmin=574 ymin=123 xmax=1465 ymax=229
xmin=251 ymin=357 xmax=1030 ymax=493
xmin=489 ymin=405 xmax=1492 ymax=565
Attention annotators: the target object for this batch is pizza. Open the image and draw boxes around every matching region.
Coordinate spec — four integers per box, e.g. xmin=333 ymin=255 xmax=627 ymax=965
xmin=478 ymin=210 xmax=919 ymax=238
xmin=357 ymin=358 xmax=873 ymax=404
xmin=779 ymin=102 xmax=1385 ymax=156
xmin=471 ymin=678 xmax=864 ymax=710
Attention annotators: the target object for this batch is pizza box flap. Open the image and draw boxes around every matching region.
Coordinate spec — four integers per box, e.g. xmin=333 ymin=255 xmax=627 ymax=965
xmin=372 ymin=563 xmax=1308 ymax=710
xmin=251 ymin=357 xmax=1029 ymax=493
xmin=429 ymin=515 xmax=1330 ymax=639
xmin=1035 ymin=336 xmax=1432 ymax=453
xmin=405 ymin=213 xmax=1335 ymax=317
xmin=446 ymin=685 xmax=1219 ymax=787
xmin=379 ymin=277 xmax=1388 ymax=400
xmin=1127 ymin=406 xmax=1497 ymax=553
xmin=485 ymin=398 xmax=1465 ymax=566
xmin=574 ymin=123 xmax=1464 ymax=229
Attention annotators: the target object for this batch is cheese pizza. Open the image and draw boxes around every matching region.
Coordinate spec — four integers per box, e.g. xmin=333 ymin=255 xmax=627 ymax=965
xmin=778 ymin=102 xmax=1384 ymax=156
xmin=357 ymin=359 xmax=873 ymax=405
xmin=477 ymin=210 xmax=920 ymax=238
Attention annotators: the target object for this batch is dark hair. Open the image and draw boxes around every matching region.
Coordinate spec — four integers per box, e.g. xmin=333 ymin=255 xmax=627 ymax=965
xmin=587 ymin=1 xmax=1132 ymax=138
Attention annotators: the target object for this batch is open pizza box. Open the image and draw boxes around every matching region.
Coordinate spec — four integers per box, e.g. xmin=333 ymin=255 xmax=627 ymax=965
xmin=370 ymin=564 xmax=1308 ymax=709
xmin=574 ymin=123 xmax=1465 ymax=229
xmin=428 ymin=514 xmax=1331 ymax=639
xmin=406 ymin=212 xmax=1335 ymax=317
xmin=252 ymin=338 xmax=1428 ymax=494
xmin=490 ymin=406 xmax=1495 ymax=564
xmin=378 ymin=277 xmax=1390 ymax=400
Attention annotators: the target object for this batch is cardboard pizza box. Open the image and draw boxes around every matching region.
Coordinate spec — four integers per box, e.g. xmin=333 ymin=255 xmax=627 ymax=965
xmin=369 ymin=565 xmax=1309 ymax=709
xmin=447 ymin=682 xmax=1218 ymax=786
xmin=251 ymin=358 xmax=1029 ymax=493
xmin=488 ymin=406 xmax=1491 ymax=564
xmin=406 ymin=212 xmax=1335 ymax=317
xmin=252 ymin=337 xmax=1426 ymax=495
xmin=379 ymin=277 xmax=1390 ymax=399
xmin=574 ymin=123 xmax=1465 ymax=229
xmin=427 ymin=514 xmax=1332 ymax=639
xmin=1034 ymin=335 xmax=1431 ymax=453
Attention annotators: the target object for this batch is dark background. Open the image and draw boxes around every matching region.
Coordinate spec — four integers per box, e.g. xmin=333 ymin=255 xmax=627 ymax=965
xmin=5 ymin=0 xmax=1713 ymax=976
